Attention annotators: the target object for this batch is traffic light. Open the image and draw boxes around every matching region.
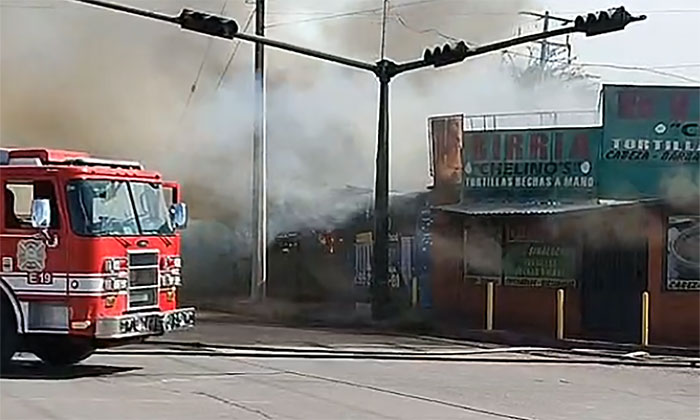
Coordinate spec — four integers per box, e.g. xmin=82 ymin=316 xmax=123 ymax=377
xmin=423 ymin=41 xmax=470 ymax=68
xmin=574 ymin=7 xmax=646 ymax=37
xmin=178 ymin=9 xmax=239 ymax=39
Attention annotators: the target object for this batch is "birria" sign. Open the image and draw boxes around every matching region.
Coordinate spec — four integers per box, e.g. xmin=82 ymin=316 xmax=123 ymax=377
xmin=462 ymin=127 xmax=600 ymax=201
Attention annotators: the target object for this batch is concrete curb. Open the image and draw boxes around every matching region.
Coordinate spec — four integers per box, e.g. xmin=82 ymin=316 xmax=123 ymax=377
xmin=186 ymin=299 xmax=700 ymax=358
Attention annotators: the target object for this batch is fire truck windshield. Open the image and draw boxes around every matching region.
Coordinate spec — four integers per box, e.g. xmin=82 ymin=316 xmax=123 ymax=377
xmin=66 ymin=180 xmax=174 ymax=236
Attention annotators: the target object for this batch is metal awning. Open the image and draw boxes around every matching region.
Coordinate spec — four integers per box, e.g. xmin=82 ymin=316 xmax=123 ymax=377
xmin=434 ymin=199 xmax=650 ymax=216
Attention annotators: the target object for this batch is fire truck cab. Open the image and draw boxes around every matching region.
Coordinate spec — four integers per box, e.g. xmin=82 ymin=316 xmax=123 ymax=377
xmin=0 ymin=148 xmax=195 ymax=367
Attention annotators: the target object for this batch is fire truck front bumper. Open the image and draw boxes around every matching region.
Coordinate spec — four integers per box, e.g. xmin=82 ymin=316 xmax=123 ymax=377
xmin=95 ymin=307 xmax=196 ymax=339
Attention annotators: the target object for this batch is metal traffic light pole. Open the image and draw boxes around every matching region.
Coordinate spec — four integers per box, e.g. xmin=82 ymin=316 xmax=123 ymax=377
xmin=250 ymin=0 xmax=266 ymax=302
xmin=72 ymin=0 xmax=645 ymax=320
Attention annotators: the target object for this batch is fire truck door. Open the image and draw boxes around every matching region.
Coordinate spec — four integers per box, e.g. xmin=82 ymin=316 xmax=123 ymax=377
xmin=1 ymin=177 xmax=68 ymax=332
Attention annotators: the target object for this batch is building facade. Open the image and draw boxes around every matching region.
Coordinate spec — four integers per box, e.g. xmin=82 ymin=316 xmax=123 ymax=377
xmin=428 ymin=84 xmax=699 ymax=347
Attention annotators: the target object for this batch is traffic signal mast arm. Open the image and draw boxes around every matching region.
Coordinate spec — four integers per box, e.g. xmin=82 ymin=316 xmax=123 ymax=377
xmin=75 ymin=0 xmax=180 ymax=24
xmin=394 ymin=26 xmax=578 ymax=75
xmin=73 ymin=0 xmax=374 ymax=72
xmin=398 ymin=7 xmax=646 ymax=75
xmin=73 ymin=1 xmax=644 ymax=79
xmin=234 ymin=32 xmax=376 ymax=72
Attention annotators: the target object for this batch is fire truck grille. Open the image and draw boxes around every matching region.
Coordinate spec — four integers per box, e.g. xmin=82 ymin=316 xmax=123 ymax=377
xmin=130 ymin=269 xmax=158 ymax=287
xmin=128 ymin=251 xmax=159 ymax=309
xmin=129 ymin=252 xmax=159 ymax=267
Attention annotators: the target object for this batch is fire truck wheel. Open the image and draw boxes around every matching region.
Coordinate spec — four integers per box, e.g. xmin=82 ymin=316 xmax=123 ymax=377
xmin=1 ymin=294 xmax=19 ymax=370
xmin=31 ymin=336 xmax=95 ymax=367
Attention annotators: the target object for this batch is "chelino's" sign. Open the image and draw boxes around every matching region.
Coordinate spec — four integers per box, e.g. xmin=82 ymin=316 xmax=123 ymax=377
xmin=462 ymin=127 xmax=600 ymax=201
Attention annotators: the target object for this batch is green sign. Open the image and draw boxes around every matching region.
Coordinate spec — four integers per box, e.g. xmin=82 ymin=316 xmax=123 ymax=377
xmin=503 ymin=242 xmax=576 ymax=288
xmin=462 ymin=128 xmax=600 ymax=201
xmin=600 ymin=84 xmax=700 ymax=199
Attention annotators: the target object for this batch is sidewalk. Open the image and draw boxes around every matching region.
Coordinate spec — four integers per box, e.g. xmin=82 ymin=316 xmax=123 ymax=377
xmin=184 ymin=296 xmax=700 ymax=359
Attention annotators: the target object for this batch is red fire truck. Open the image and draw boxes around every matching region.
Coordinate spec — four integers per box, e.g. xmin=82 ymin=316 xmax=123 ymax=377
xmin=0 ymin=148 xmax=195 ymax=367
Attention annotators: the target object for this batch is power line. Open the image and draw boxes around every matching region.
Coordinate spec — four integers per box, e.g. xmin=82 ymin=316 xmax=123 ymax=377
xmin=581 ymin=63 xmax=700 ymax=84
xmin=264 ymin=0 xmax=446 ymax=28
xmin=264 ymin=8 xmax=700 ymax=27
xmin=393 ymin=12 xmax=464 ymax=43
xmin=649 ymin=64 xmax=700 ymax=70
xmin=216 ymin=7 xmax=256 ymax=89
xmin=503 ymin=49 xmax=700 ymax=84
xmin=3 ymin=0 xmax=700 ymax=16
xmin=180 ymin=0 xmax=229 ymax=121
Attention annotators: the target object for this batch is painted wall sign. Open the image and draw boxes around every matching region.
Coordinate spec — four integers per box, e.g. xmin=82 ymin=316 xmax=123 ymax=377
xmin=666 ymin=216 xmax=700 ymax=291
xmin=503 ymin=242 xmax=576 ymax=288
xmin=462 ymin=127 xmax=599 ymax=200
xmin=600 ymin=84 xmax=700 ymax=199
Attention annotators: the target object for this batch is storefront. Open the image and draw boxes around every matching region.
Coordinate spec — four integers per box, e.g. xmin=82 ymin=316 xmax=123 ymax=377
xmin=428 ymin=83 xmax=699 ymax=347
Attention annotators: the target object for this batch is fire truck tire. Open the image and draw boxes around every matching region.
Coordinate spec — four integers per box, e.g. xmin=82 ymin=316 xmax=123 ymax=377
xmin=1 ymin=294 xmax=19 ymax=369
xmin=31 ymin=337 xmax=95 ymax=367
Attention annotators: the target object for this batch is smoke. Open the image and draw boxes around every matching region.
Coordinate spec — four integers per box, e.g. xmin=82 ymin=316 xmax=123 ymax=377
xmin=462 ymin=224 xmax=502 ymax=275
xmin=1 ymin=0 xmax=602 ymax=294
xmin=659 ymin=168 xmax=700 ymax=211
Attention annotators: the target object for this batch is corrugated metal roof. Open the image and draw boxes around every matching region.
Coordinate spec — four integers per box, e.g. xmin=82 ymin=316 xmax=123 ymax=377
xmin=434 ymin=199 xmax=648 ymax=216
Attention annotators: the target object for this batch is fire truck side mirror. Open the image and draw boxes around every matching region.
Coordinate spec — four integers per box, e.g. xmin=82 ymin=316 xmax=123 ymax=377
xmin=31 ymin=199 xmax=51 ymax=229
xmin=170 ymin=202 xmax=188 ymax=230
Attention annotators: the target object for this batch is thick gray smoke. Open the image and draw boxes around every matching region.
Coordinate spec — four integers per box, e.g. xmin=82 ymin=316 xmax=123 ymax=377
xmin=1 ymin=0 xmax=601 ymax=295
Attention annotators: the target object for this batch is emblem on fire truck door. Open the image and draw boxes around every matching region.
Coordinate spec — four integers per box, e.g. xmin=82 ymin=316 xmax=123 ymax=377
xmin=16 ymin=239 xmax=47 ymax=273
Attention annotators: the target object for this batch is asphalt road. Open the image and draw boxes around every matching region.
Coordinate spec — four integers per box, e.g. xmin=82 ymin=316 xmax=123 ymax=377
xmin=1 ymin=314 xmax=698 ymax=420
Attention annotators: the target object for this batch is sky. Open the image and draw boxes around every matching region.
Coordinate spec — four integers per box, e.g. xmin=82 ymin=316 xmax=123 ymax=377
xmin=536 ymin=0 xmax=700 ymax=84
xmin=255 ymin=0 xmax=700 ymax=85
xmin=2 ymin=0 xmax=698 ymax=83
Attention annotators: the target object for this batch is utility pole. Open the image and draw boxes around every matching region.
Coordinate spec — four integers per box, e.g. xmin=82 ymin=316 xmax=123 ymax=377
xmin=522 ymin=10 xmax=575 ymax=70
xmin=250 ymin=0 xmax=266 ymax=301
xmin=72 ymin=0 xmax=646 ymax=320
xmin=539 ymin=11 xmax=550 ymax=69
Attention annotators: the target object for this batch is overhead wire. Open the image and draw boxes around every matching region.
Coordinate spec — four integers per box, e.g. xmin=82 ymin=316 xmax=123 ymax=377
xmin=179 ymin=0 xmax=229 ymax=121
xmin=503 ymin=49 xmax=700 ymax=84
xmin=216 ymin=6 xmax=256 ymax=89
xmin=392 ymin=12 xmax=464 ymax=43
xmin=264 ymin=0 xmax=447 ymax=28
